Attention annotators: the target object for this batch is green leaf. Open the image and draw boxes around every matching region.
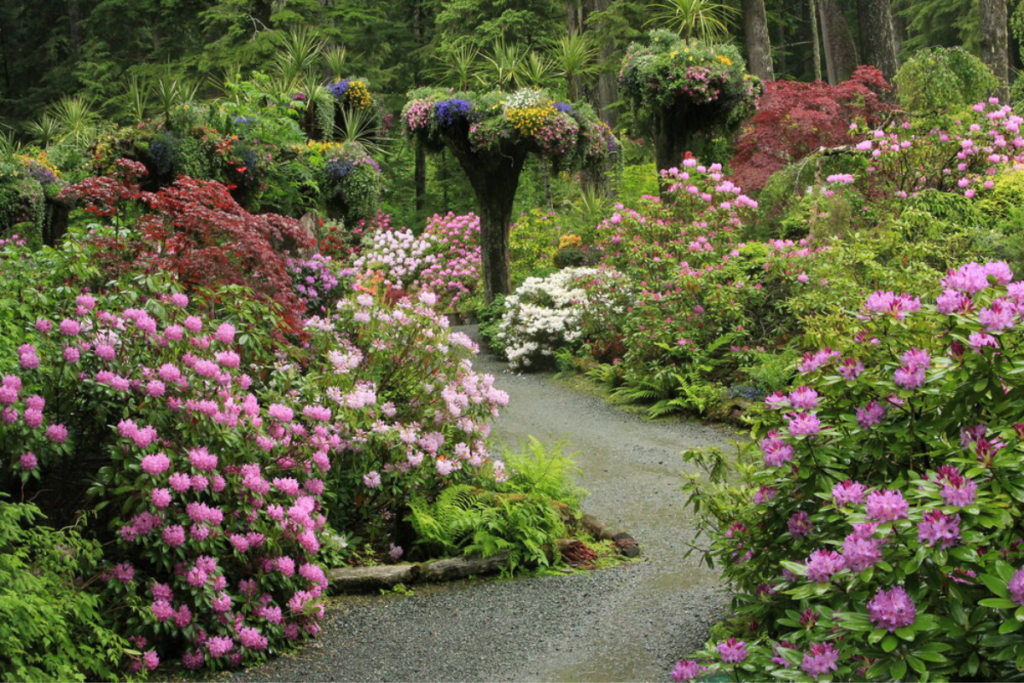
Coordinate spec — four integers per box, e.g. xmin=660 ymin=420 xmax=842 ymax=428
xmin=999 ymin=619 xmax=1023 ymax=634
xmin=896 ymin=626 xmax=915 ymax=641
xmin=889 ymin=658 xmax=907 ymax=679
xmin=979 ymin=597 xmax=1017 ymax=609
xmin=882 ymin=635 xmax=899 ymax=652
xmin=914 ymin=650 xmax=947 ymax=663
xmin=907 ymin=655 xmax=928 ymax=675
xmin=981 ymin=573 xmax=1011 ymax=598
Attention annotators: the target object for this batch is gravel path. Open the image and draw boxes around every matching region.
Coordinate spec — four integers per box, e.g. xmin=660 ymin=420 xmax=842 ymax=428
xmin=234 ymin=330 xmax=737 ymax=682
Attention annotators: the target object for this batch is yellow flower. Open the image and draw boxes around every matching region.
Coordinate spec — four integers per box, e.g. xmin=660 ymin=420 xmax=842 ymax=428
xmin=717 ymin=55 xmax=733 ymax=66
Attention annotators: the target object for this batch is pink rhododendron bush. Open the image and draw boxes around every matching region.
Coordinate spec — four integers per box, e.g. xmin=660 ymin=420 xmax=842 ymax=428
xmin=353 ymin=211 xmax=483 ymax=314
xmin=0 ymin=215 xmax=507 ymax=673
xmin=674 ymin=261 xmax=1024 ymax=681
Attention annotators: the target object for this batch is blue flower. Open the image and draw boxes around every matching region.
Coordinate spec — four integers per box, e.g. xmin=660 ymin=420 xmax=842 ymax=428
xmin=328 ymin=80 xmax=351 ymax=99
xmin=553 ymin=102 xmax=573 ymax=113
xmin=434 ymin=98 xmax=473 ymax=126
xmin=325 ymin=157 xmax=355 ymax=181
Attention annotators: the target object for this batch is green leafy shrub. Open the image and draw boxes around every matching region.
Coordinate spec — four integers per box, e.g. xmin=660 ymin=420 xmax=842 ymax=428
xmin=894 ymin=47 xmax=999 ymax=117
xmin=0 ymin=495 xmax=129 ymax=682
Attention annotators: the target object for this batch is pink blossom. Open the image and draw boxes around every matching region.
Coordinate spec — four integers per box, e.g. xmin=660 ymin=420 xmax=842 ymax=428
xmin=866 ymin=489 xmax=909 ymax=521
xmin=141 ymin=452 xmax=171 ymax=475
xmin=162 ymin=525 xmax=186 ymax=547
xmin=150 ymin=488 xmax=172 ymax=508
xmin=19 ymin=452 xmax=37 ymax=470
xmin=214 ymin=323 xmax=235 ymax=344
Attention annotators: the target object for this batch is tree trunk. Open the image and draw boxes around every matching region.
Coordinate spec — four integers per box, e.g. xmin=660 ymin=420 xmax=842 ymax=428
xmin=818 ymin=0 xmax=858 ymax=84
xmin=574 ymin=0 xmax=618 ymax=126
xmin=445 ymin=139 xmax=528 ymax=301
xmin=809 ymin=0 xmax=822 ymax=81
xmin=414 ymin=143 xmax=427 ymax=218
xmin=652 ymin=101 xmax=696 ymax=195
xmin=68 ymin=0 xmax=82 ymax=59
xmin=742 ymin=0 xmax=774 ymax=81
xmin=980 ymin=0 xmax=1010 ymax=101
xmin=857 ymin=0 xmax=898 ymax=81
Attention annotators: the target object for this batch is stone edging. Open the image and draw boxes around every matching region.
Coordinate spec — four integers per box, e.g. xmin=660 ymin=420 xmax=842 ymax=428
xmin=327 ymin=514 xmax=640 ymax=593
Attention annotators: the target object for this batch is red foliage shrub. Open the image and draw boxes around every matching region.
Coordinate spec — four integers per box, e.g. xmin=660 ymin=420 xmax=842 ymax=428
xmin=60 ymin=160 xmax=314 ymax=330
xmin=730 ymin=67 xmax=897 ymax=191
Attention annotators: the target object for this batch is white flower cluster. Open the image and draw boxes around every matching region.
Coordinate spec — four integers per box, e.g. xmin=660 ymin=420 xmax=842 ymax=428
xmin=499 ymin=267 xmax=621 ymax=370
xmin=353 ymin=228 xmax=439 ymax=289
xmin=502 ymin=88 xmax=547 ymax=112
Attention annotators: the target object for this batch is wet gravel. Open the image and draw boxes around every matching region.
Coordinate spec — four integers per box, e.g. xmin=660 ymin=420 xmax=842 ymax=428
xmin=233 ymin=329 xmax=738 ymax=682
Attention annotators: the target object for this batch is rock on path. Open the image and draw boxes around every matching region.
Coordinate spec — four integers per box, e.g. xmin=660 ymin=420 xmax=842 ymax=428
xmin=233 ymin=329 xmax=736 ymax=682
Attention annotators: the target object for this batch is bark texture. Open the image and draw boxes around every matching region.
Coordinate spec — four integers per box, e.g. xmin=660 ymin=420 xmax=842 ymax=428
xmin=742 ymin=0 xmax=775 ymax=81
xmin=857 ymin=0 xmax=899 ymax=81
xmin=818 ymin=0 xmax=858 ymax=84
xmin=652 ymin=102 xmax=694 ymax=186
xmin=443 ymin=134 xmax=528 ymax=301
xmin=567 ymin=0 xmax=618 ymax=126
xmin=980 ymin=0 xmax=1010 ymax=101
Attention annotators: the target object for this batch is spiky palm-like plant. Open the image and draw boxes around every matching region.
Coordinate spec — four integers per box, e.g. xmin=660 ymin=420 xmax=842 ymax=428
xmin=645 ymin=0 xmax=738 ymax=41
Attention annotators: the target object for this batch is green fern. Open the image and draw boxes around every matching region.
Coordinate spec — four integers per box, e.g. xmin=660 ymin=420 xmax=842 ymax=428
xmin=501 ymin=437 xmax=586 ymax=512
xmin=406 ymin=483 xmax=568 ymax=573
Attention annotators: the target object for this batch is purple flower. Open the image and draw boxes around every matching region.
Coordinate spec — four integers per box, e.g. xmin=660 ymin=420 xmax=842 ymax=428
xmin=671 ymin=660 xmax=706 ymax=681
xmin=864 ymin=291 xmax=921 ymax=320
xmin=717 ymin=638 xmax=748 ymax=664
xmin=363 ymin=470 xmax=381 ymax=488
xmin=786 ymin=412 xmax=821 ymax=436
xmin=798 ymin=348 xmax=840 ymax=373
xmin=801 ymin=642 xmax=840 ymax=678
xmin=434 ymin=98 xmax=473 ymax=126
xmin=867 ymin=586 xmax=916 ymax=632
xmin=760 ymin=431 xmax=794 ymax=467
xmin=789 ymin=512 xmax=814 ymax=538
xmin=942 ymin=262 xmax=992 ymax=293
xmin=866 ymin=489 xmax=909 ymax=521
xmin=805 ymin=549 xmax=844 ymax=583
xmin=832 ymin=480 xmax=867 ymax=506
xmin=327 ymin=79 xmax=350 ymax=99
xmin=772 ymin=641 xmax=796 ymax=668
xmin=58 ymin=318 xmax=81 ymax=336
xmin=788 ymin=386 xmax=819 ymax=409
xmin=918 ymin=509 xmax=961 ymax=548
xmin=937 ymin=288 xmax=972 ymax=314
xmin=838 ymin=358 xmax=864 ymax=380
xmin=894 ymin=365 xmax=926 ymax=389
xmin=901 ymin=347 xmax=931 ymax=370
xmin=969 ymin=332 xmax=999 ymax=351
xmin=842 ymin=532 xmax=884 ymax=571
xmin=979 ymin=298 xmax=1017 ymax=332
xmin=1010 ymin=568 xmax=1024 ymax=606
xmin=206 ymin=635 xmax=234 ymax=658
xmin=19 ymin=452 xmax=37 ymax=470
xmin=940 ymin=476 xmax=977 ymax=507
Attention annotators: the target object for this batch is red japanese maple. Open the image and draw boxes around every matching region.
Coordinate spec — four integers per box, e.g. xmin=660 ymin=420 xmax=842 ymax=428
xmin=730 ymin=67 xmax=897 ymax=192
xmin=60 ymin=162 xmax=314 ymax=330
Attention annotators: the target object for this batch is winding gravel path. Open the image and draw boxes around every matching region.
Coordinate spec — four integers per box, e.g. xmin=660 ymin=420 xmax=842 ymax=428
xmin=234 ymin=330 xmax=737 ymax=682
